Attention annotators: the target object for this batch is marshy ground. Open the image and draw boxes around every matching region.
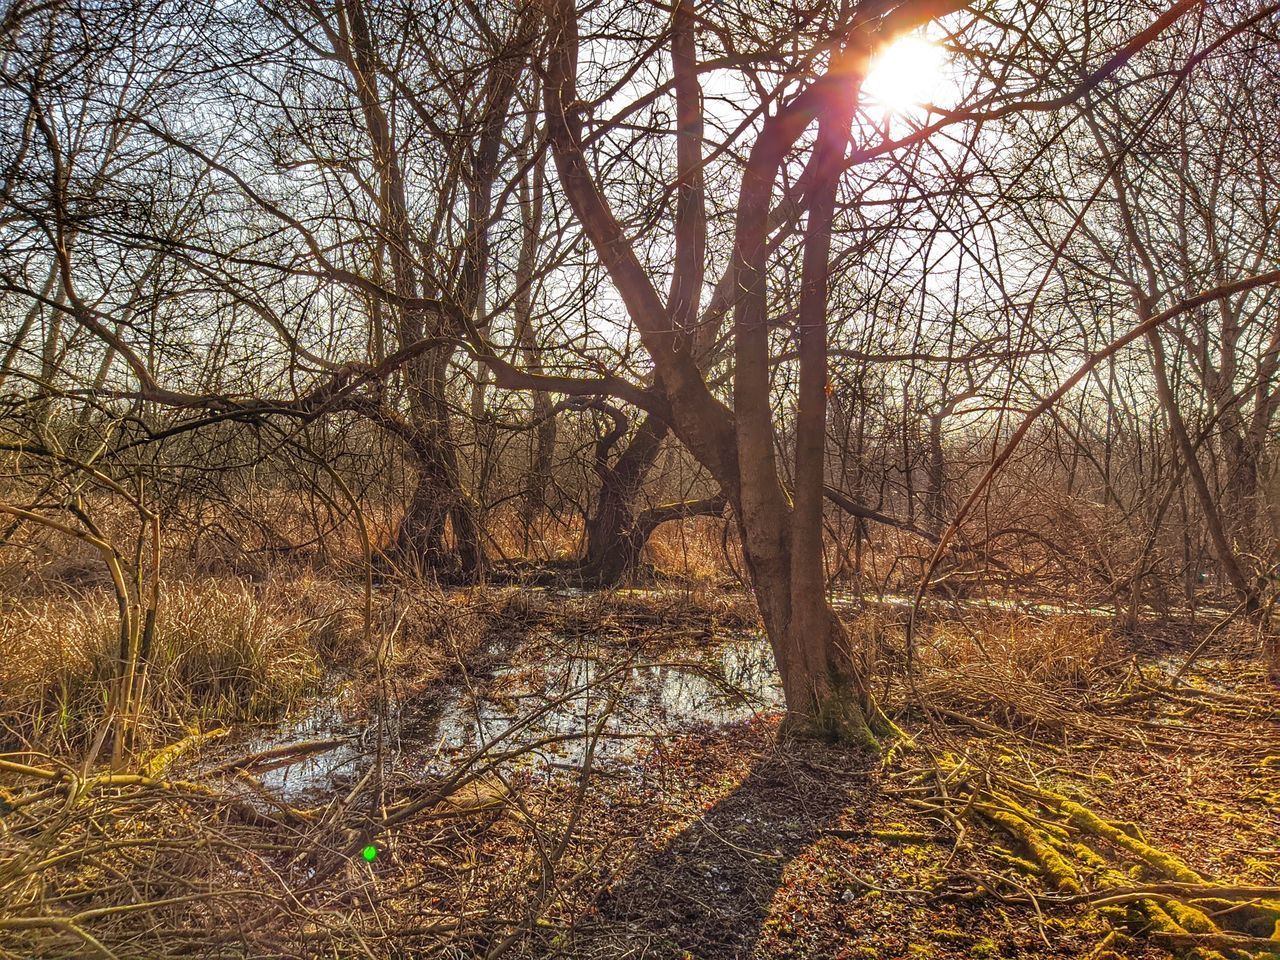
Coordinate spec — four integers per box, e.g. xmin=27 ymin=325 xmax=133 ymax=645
xmin=1 ymin=577 xmax=1277 ymax=959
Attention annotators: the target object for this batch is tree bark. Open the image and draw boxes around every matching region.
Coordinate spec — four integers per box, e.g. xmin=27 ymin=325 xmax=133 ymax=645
xmin=512 ymin=129 xmax=558 ymax=547
xmin=1148 ymin=331 xmax=1258 ymax=613
xmin=335 ymin=0 xmax=532 ymax=578
xmin=579 ymin=414 xmax=669 ymax=583
xmin=540 ymin=0 xmax=963 ymax=739
xmin=785 ymin=31 xmax=877 ymax=741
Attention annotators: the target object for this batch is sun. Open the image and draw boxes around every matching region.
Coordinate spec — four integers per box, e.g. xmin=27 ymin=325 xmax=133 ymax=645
xmin=862 ymin=34 xmax=948 ymax=114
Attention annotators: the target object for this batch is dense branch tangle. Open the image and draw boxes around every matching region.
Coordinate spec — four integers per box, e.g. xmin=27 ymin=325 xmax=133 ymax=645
xmin=3 ymin=0 xmax=1279 ymax=734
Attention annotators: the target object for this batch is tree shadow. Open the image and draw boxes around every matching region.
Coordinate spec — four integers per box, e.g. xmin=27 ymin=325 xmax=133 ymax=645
xmin=589 ymin=739 xmax=877 ymax=958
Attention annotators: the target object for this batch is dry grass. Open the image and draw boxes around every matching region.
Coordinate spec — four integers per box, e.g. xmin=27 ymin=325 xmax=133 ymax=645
xmin=921 ymin=612 xmax=1119 ymax=687
xmin=0 ymin=579 xmax=342 ymax=753
xmin=645 ymin=515 xmax=738 ymax=582
xmin=487 ymin=506 xmax=583 ymax=563
xmin=907 ymin=611 xmax=1130 ymax=740
xmin=0 ymin=568 xmax=550 ymax=759
xmin=487 ymin=507 xmax=741 ymax=583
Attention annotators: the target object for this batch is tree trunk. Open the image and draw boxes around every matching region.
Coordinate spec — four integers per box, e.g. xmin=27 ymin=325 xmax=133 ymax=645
xmin=738 ymin=523 xmax=878 ymax=743
xmin=1148 ymin=332 xmax=1258 ymax=613
xmin=1220 ymin=415 xmax=1259 ymax=546
xmin=394 ymin=416 xmax=485 ymax=577
xmin=337 ymin=0 xmax=528 ymax=579
xmin=539 ymin=0 xmax=961 ymax=739
xmin=924 ymin=410 xmax=945 ymax=537
xmin=579 ymin=415 xmax=668 ymax=584
xmin=520 ymin=396 xmax=557 ymax=550
xmin=511 ymin=137 xmax=557 ymax=549
xmin=771 ymin=30 xmax=878 ymax=744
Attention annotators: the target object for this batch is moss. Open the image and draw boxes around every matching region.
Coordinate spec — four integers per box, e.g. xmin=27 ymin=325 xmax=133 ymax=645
xmin=1071 ymin=842 xmax=1110 ymax=871
xmin=1113 ymin=819 xmax=1150 ymax=843
xmin=1163 ymin=900 xmax=1218 ymax=935
xmin=932 ymin=759 xmax=1272 ymax=960
xmin=1129 ymin=900 xmax=1227 ymax=960
xmin=870 ymin=703 xmax=907 ymax=741
xmin=1050 ymin=797 xmax=1203 ymax=885
xmin=991 ymin=851 xmax=1043 ymax=875
xmin=987 ymin=790 xmax=1073 ymax=840
xmin=139 ymin=725 xmax=228 ymax=778
xmin=980 ymin=805 xmax=1081 ymax=893
xmin=786 ymin=681 xmax=884 ymax=750
xmin=1195 ymin=898 xmax=1280 ymax=938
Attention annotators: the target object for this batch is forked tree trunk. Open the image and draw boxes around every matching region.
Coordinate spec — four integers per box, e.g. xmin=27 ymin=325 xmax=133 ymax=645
xmin=743 ymin=535 xmax=877 ymax=743
xmin=540 ymin=0 xmax=960 ymax=740
xmin=579 ymin=415 xmax=668 ymax=583
xmin=393 ymin=416 xmax=485 ymax=577
xmin=337 ymin=0 xmax=530 ymax=580
xmin=577 ymin=411 xmax=724 ymax=586
xmin=724 ymin=23 xmax=888 ymax=744
xmin=768 ymin=28 xmax=878 ymax=744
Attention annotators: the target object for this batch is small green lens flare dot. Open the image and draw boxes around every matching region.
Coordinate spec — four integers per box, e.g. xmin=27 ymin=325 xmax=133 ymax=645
xmin=361 ymin=845 xmax=378 ymax=862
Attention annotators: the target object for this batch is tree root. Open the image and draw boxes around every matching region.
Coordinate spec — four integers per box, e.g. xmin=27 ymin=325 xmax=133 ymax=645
xmin=908 ymin=757 xmax=1280 ymax=959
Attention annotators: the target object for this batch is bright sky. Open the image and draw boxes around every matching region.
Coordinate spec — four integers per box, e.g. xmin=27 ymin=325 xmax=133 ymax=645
xmin=862 ymin=33 xmax=956 ymax=116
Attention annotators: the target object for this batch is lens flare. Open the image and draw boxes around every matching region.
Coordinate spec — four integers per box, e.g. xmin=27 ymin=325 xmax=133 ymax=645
xmin=863 ymin=35 xmax=947 ymax=113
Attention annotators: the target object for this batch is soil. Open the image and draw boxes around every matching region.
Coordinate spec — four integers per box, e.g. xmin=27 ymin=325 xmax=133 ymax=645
xmin=357 ymin=598 xmax=1278 ymax=959
xmin=3 ymin=589 xmax=1276 ymax=960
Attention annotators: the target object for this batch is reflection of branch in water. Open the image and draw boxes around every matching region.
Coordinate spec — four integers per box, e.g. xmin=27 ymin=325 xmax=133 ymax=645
xmin=437 ymin=634 xmax=784 ymax=771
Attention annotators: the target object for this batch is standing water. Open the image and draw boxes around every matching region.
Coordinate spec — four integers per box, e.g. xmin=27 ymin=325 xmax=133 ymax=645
xmin=203 ymin=630 xmax=784 ymax=801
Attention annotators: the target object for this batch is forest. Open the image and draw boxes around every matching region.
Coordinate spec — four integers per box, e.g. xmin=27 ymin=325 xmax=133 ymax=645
xmin=1 ymin=0 xmax=1278 ymax=956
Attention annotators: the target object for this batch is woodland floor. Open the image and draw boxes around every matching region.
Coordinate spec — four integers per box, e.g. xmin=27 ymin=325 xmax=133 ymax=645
xmin=2 ymin=585 xmax=1277 ymax=960
xmin=404 ymin=623 xmax=1277 ymax=959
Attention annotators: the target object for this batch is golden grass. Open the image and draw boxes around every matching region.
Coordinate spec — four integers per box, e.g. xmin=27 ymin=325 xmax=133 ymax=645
xmin=645 ymin=515 xmax=738 ymax=581
xmin=921 ymin=613 xmax=1119 ymax=688
xmin=0 ymin=570 xmax=540 ymax=757
xmin=0 ymin=578 xmax=347 ymax=752
xmin=908 ymin=611 xmax=1128 ymax=739
xmin=486 ymin=505 xmax=583 ymax=562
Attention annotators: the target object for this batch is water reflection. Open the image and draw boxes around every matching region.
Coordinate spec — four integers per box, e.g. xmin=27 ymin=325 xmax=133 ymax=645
xmin=203 ymin=586 xmax=1176 ymax=802
xmin=429 ymin=633 xmax=784 ymax=774
xmin=207 ymin=633 xmax=784 ymax=801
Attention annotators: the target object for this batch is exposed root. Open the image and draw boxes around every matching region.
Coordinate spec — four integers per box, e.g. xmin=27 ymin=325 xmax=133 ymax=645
xmin=898 ymin=756 xmax=1280 ymax=959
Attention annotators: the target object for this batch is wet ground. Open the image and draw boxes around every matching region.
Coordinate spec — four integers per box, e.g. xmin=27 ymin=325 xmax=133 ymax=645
xmin=7 ymin=585 xmax=1271 ymax=960
xmin=203 ymin=616 xmax=784 ymax=801
xmin=196 ymin=585 xmax=1239 ymax=804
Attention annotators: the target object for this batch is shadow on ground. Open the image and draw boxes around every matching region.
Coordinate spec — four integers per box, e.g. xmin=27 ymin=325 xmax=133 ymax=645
xmin=585 ymin=741 xmax=876 ymax=958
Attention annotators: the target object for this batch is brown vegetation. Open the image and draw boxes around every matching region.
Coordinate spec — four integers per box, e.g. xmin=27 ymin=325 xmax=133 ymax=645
xmin=3 ymin=0 xmax=1280 ymax=957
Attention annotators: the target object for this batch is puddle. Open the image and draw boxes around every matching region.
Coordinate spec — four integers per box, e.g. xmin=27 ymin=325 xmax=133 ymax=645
xmin=204 ymin=634 xmax=784 ymax=800
xmin=204 ymin=677 xmax=405 ymax=801
xmin=204 ymin=586 xmax=1223 ymax=802
xmin=828 ymin=588 xmax=1161 ymax=620
xmin=427 ymin=633 xmax=783 ymax=775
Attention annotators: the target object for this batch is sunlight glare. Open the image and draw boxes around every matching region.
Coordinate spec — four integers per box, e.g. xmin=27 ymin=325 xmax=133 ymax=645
xmin=862 ymin=35 xmax=947 ymax=114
